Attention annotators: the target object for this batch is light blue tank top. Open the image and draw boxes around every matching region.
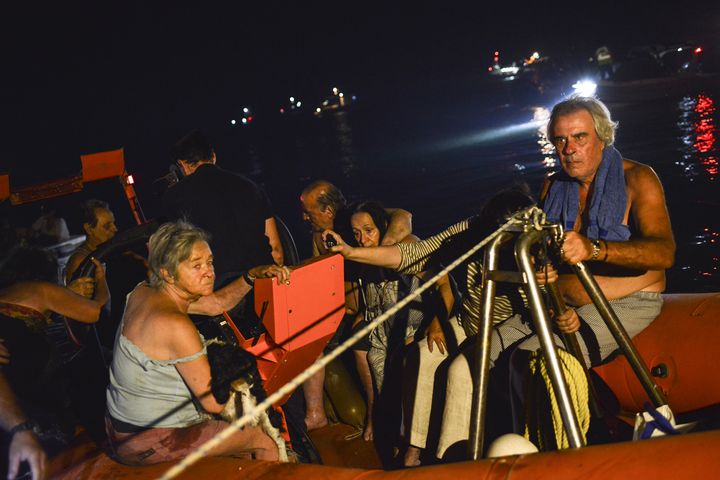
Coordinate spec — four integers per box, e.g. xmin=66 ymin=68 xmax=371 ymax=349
xmin=106 ymin=324 xmax=207 ymax=429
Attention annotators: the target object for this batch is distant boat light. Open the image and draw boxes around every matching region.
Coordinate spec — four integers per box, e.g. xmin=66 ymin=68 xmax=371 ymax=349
xmin=297 ymin=101 xmax=302 ymax=107
xmin=241 ymin=118 xmax=248 ymax=124
xmin=231 ymin=119 xmax=236 ymax=125
xmin=694 ymin=47 xmax=703 ymax=54
xmin=290 ymin=97 xmax=295 ymax=103
xmin=572 ymin=79 xmax=597 ymax=97
xmin=243 ymin=107 xmax=249 ymax=113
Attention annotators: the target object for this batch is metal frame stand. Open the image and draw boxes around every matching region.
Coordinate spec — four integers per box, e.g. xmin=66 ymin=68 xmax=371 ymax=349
xmin=468 ymin=211 xmax=669 ymax=459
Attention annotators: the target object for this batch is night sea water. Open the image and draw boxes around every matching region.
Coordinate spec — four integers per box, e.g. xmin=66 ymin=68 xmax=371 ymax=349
xmin=208 ymin=73 xmax=720 ymax=294
xmin=6 ymin=73 xmax=720 ymax=293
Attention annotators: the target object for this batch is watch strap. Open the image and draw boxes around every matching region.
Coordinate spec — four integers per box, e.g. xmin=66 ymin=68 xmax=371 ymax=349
xmin=8 ymin=421 xmax=37 ymax=439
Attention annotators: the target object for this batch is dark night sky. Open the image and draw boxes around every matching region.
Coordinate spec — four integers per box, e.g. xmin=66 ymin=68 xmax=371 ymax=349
xmin=1 ymin=1 xmax=717 ymax=181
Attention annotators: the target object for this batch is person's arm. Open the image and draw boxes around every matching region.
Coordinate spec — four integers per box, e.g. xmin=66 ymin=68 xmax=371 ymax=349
xmin=188 ymin=264 xmax=292 ymax=316
xmin=345 ymin=281 xmax=361 ymax=316
xmin=166 ymin=315 xmax=225 ymax=414
xmin=0 ymin=371 xmax=47 ymax=480
xmin=40 ymin=259 xmax=108 ymax=323
xmin=560 ymin=164 xmax=675 ymax=269
xmin=422 ymin=271 xmax=454 ymax=354
xmin=324 ymin=229 xmax=403 ymax=269
xmin=380 ymin=208 xmax=412 ymax=246
xmin=264 ymin=217 xmax=285 ymax=266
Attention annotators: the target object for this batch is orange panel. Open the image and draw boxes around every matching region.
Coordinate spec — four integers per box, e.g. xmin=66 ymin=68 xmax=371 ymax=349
xmin=255 ymin=254 xmax=345 ymax=350
xmin=80 ymin=148 xmax=125 ymax=182
xmin=231 ymin=255 xmax=345 ymax=405
xmin=0 ymin=174 xmax=8 ymax=201
xmin=593 ymin=293 xmax=720 ymax=413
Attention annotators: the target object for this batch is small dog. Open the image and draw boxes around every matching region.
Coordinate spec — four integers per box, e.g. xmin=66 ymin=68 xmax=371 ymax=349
xmin=204 ymin=338 xmax=288 ymax=462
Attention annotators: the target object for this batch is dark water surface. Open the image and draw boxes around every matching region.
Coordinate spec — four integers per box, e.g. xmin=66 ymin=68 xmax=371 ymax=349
xmin=227 ymin=74 xmax=720 ymax=293
xmin=6 ymin=74 xmax=719 ymax=292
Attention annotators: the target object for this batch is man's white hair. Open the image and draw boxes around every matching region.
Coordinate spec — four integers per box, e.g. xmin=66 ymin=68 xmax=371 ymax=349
xmin=548 ymin=95 xmax=618 ymax=147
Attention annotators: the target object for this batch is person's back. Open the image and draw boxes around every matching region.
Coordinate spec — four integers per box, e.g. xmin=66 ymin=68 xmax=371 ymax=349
xmin=162 ymin=130 xmax=277 ymax=286
xmin=163 ymin=163 xmax=273 ymax=284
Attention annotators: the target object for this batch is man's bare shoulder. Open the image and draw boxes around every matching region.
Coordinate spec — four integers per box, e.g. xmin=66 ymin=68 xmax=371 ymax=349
xmin=400 ymin=233 xmax=421 ymax=244
xmin=622 ymin=158 xmax=663 ymax=190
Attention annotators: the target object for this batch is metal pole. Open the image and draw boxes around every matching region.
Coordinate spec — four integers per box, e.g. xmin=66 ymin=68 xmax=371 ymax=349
xmin=516 ymin=229 xmax=585 ymax=448
xmin=546 ymin=282 xmax=604 ymax=419
xmin=571 ymin=262 xmax=668 ymax=407
xmin=468 ymin=232 xmax=512 ymax=460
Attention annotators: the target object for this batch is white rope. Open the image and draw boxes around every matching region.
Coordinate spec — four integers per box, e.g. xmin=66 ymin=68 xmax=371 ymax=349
xmin=156 ymin=207 xmax=538 ymax=480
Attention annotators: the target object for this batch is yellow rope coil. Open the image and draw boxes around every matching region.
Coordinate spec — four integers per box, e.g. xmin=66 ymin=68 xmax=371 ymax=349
xmin=524 ymin=347 xmax=590 ymax=450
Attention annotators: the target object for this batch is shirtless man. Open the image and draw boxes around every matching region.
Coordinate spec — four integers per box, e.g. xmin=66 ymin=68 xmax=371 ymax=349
xmin=299 ymin=180 xmax=413 ymax=432
xmin=428 ymin=96 xmax=676 ymax=457
xmin=542 ymin=95 xmax=675 ymax=352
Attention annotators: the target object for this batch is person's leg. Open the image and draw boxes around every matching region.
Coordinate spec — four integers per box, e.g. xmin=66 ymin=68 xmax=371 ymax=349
xmin=404 ymin=318 xmax=465 ymax=466
xmin=354 ymin=349 xmax=375 ymax=441
xmin=573 ymin=292 xmax=662 ymax=366
xmin=209 ymin=423 xmax=279 ymax=461
xmin=436 ymin=314 xmax=532 ymax=459
xmin=107 ymin=420 xmax=279 ymax=465
xmin=303 ymin=367 xmax=328 ymax=431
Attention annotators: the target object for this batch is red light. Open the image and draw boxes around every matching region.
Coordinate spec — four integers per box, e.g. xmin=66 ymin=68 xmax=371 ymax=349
xmin=694 ymin=47 xmax=703 ymax=55
xmin=494 ymin=51 xmax=499 ymax=56
xmin=247 ymin=116 xmax=253 ymax=122
xmin=279 ymin=108 xmax=284 ymax=113
xmin=487 ymin=67 xmax=493 ymax=72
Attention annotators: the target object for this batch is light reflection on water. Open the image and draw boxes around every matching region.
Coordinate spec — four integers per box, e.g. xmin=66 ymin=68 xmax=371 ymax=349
xmin=676 ymin=93 xmax=717 ymax=180
xmin=532 ymin=106 xmax=555 ymax=170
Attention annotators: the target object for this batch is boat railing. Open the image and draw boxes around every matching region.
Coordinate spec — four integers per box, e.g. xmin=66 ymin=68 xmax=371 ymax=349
xmin=468 ymin=208 xmax=669 ymax=458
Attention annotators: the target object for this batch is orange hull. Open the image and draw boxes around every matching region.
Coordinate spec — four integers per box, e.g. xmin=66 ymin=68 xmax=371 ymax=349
xmin=594 ymin=293 xmax=720 ymax=414
xmin=50 ymin=430 xmax=720 ymax=479
xmin=49 ymin=291 xmax=720 ymax=479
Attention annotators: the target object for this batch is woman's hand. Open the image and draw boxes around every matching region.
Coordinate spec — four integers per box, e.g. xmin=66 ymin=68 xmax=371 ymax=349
xmin=425 ymin=319 xmax=447 ymax=354
xmin=555 ymin=308 xmax=581 ymax=334
xmin=67 ymin=277 xmax=95 ymax=298
xmin=248 ymin=265 xmax=292 ymax=285
xmin=322 ymin=230 xmax=355 ymax=258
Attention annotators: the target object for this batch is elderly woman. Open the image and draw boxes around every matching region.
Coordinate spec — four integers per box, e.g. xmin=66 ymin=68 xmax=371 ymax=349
xmin=105 ymin=220 xmax=290 ymax=465
xmin=344 ymin=201 xmax=455 ymax=459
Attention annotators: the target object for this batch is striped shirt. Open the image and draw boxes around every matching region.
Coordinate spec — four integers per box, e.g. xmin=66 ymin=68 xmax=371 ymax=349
xmin=396 ymin=219 xmax=524 ymax=337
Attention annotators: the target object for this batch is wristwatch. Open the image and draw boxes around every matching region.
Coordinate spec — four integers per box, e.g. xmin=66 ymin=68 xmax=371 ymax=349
xmin=590 ymin=239 xmax=601 ymax=261
xmin=8 ymin=421 xmax=39 ymax=439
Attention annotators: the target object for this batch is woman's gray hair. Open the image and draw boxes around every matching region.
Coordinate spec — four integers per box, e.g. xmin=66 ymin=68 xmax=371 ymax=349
xmin=147 ymin=220 xmax=210 ymax=287
xmin=547 ymin=95 xmax=618 ymax=147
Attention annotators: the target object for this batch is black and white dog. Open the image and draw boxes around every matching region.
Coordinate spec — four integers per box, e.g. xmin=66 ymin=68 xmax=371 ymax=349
xmin=204 ymin=338 xmax=288 ymax=462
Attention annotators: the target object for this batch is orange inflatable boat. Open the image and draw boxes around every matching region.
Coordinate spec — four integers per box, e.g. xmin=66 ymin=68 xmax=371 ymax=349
xmin=48 ymin=290 xmax=720 ymax=479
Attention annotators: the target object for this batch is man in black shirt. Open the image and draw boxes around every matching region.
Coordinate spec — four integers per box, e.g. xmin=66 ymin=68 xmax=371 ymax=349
xmin=162 ymin=130 xmax=284 ymax=288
